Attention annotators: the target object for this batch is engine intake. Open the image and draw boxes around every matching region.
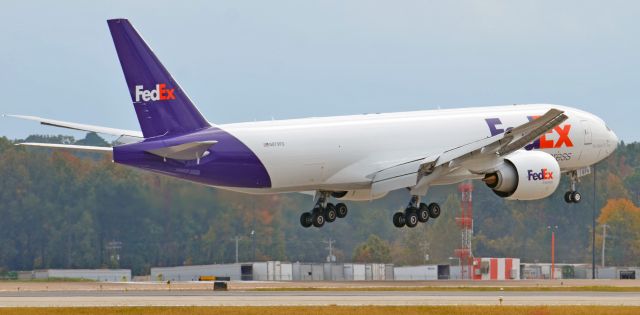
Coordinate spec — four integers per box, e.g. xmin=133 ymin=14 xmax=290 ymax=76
xmin=483 ymin=151 xmax=561 ymax=200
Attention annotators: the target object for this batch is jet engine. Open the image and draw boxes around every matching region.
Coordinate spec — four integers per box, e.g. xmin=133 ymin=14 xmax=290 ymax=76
xmin=483 ymin=151 xmax=561 ymax=200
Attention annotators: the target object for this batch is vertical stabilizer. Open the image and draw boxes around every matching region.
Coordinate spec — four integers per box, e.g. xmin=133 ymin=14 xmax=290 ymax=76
xmin=108 ymin=19 xmax=210 ymax=138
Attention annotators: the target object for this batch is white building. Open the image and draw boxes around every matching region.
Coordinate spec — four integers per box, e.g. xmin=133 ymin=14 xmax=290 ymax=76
xmin=33 ymin=269 xmax=131 ymax=282
xmin=151 ymin=262 xmax=394 ymax=281
xmin=151 ymin=261 xmax=293 ymax=281
xmin=394 ymin=265 xmax=439 ymax=280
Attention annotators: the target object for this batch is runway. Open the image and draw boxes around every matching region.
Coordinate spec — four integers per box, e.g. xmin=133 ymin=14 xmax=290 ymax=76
xmin=2 ymin=290 xmax=640 ymax=307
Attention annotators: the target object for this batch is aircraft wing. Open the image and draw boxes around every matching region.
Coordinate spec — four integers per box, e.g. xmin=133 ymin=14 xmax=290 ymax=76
xmin=5 ymin=114 xmax=143 ymax=138
xmin=370 ymin=108 xmax=568 ymax=195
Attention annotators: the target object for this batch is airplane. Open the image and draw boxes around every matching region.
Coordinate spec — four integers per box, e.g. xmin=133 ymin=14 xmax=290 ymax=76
xmin=7 ymin=19 xmax=619 ymax=229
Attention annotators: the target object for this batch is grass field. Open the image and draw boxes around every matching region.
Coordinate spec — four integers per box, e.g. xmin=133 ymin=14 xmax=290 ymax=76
xmin=1 ymin=306 xmax=640 ymax=315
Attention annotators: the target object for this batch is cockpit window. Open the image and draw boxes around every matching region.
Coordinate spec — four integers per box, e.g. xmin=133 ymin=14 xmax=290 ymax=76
xmin=606 ymin=125 xmax=611 ymax=131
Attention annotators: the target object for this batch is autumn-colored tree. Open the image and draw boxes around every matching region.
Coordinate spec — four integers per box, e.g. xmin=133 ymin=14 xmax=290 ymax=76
xmin=597 ymin=198 xmax=640 ymax=266
xmin=1 ymin=133 xmax=640 ymax=275
xmin=625 ymin=169 xmax=640 ymax=204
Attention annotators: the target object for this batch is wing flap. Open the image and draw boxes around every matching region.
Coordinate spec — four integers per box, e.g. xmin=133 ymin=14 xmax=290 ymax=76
xmin=371 ymin=156 xmax=438 ymax=195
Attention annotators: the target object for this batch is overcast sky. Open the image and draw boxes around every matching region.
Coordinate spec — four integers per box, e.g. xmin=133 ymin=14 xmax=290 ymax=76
xmin=1 ymin=0 xmax=638 ymax=141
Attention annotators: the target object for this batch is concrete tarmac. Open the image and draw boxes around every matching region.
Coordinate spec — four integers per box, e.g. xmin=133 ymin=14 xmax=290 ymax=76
xmin=2 ymin=290 xmax=640 ymax=307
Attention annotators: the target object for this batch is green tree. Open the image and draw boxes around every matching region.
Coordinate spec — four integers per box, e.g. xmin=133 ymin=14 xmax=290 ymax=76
xmin=352 ymin=234 xmax=392 ymax=263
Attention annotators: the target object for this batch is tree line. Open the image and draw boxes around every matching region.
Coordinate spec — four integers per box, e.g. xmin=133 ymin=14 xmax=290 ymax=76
xmin=0 ymin=134 xmax=639 ymax=275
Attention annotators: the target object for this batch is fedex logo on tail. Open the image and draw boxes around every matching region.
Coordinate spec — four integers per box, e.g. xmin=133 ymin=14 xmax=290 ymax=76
xmin=135 ymin=84 xmax=176 ymax=102
xmin=485 ymin=116 xmax=573 ymax=150
xmin=528 ymin=168 xmax=554 ymax=181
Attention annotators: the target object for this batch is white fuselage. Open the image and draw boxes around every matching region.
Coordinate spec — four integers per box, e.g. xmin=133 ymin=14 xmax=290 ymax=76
xmin=220 ymin=104 xmax=617 ymax=196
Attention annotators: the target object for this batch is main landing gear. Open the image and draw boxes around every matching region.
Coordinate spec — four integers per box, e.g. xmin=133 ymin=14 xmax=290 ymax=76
xmin=393 ymin=195 xmax=441 ymax=228
xmin=300 ymin=192 xmax=348 ymax=228
xmin=564 ymin=171 xmax=582 ymax=204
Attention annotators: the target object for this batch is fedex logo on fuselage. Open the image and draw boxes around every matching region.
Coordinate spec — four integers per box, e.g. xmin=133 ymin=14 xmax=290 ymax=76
xmin=135 ymin=84 xmax=176 ymax=102
xmin=528 ymin=168 xmax=554 ymax=181
xmin=485 ymin=116 xmax=573 ymax=150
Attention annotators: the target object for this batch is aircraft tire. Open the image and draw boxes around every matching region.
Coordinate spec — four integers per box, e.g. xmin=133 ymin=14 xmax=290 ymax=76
xmin=428 ymin=202 xmax=441 ymax=219
xmin=571 ymin=191 xmax=582 ymax=203
xmin=325 ymin=203 xmax=337 ymax=222
xmin=312 ymin=212 xmax=325 ymax=228
xmin=564 ymin=191 xmax=573 ymax=203
xmin=405 ymin=208 xmax=419 ymax=228
xmin=336 ymin=203 xmax=348 ymax=218
xmin=393 ymin=212 xmax=406 ymax=228
xmin=300 ymin=212 xmax=312 ymax=228
xmin=417 ymin=203 xmax=429 ymax=223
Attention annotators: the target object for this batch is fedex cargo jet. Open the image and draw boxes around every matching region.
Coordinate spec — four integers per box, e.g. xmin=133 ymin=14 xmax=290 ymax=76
xmin=8 ymin=19 xmax=618 ymax=229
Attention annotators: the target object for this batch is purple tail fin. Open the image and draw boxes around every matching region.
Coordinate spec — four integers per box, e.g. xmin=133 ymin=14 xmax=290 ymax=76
xmin=107 ymin=19 xmax=210 ymax=138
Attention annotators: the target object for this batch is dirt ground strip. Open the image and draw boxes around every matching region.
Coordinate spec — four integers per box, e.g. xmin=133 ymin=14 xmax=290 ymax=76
xmin=0 ymin=279 xmax=638 ymax=292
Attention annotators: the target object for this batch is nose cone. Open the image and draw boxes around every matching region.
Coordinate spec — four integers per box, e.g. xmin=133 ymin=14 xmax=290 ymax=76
xmin=610 ymin=130 xmax=619 ymax=144
xmin=609 ymin=129 xmax=619 ymax=147
xmin=604 ymin=125 xmax=619 ymax=153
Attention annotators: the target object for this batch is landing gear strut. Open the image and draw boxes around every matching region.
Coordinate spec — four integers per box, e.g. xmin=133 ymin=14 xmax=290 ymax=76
xmin=564 ymin=171 xmax=582 ymax=204
xmin=393 ymin=195 xmax=441 ymax=228
xmin=299 ymin=192 xmax=349 ymax=228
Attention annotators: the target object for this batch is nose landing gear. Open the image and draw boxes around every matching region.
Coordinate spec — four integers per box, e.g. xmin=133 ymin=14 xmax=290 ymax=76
xmin=564 ymin=171 xmax=582 ymax=204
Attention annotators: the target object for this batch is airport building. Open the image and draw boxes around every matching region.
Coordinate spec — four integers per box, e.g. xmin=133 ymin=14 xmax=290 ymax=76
xmin=394 ymin=265 xmax=444 ymax=280
xmin=472 ymin=258 xmax=521 ymax=280
xmin=24 ymin=269 xmax=132 ymax=281
xmin=10 ymin=261 xmax=638 ymax=282
xmin=150 ymin=260 xmax=520 ymax=282
xmin=521 ymin=263 xmax=640 ymax=280
xmin=152 ymin=262 xmax=290 ymax=281
xmin=151 ymin=262 xmax=394 ymax=281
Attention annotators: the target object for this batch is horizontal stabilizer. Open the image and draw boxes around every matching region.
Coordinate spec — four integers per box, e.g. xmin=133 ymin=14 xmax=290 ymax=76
xmin=146 ymin=140 xmax=217 ymax=161
xmin=16 ymin=143 xmax=113 ymax=154
xmin=5 ymin=114 xmax=143 ymax=138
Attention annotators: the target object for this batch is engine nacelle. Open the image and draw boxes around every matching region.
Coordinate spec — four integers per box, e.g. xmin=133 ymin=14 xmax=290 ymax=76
xmin=483 ymin=151 xmax=561 ymax=200
xmin=334 ymin=189 xmax=388 ymax=201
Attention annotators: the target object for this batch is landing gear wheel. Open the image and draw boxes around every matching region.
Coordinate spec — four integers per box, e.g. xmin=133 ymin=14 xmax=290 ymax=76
xmin=312 ymin=212 xmax=325 ymax=228
xmin=393 ymin=212 xmax=406 ymax=228
xmin=417 ymin=203 xmax=430 ymax=223
xmin=571 ymin=191 xmax=582 ymax=203
xmin=336 ymin=203 xmax=348 ymax=218
xmin=428 ymin=203 xmax=441 ymax=219
xmin=324 ymin=203 xmax=337 ymax=222
xmin=564 ymin=191 xmax=573 ymax=203
xmin=300 ymin=212 xmax=312 ymax=228
xmin=405 ymin=207 xmax=419 ymax=228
